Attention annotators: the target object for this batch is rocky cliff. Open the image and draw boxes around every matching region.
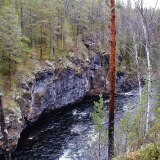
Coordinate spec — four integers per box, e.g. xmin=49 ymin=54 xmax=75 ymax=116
xmin=19 ymin=53 xmax=106 ymax=123
xmin=0 ymin=47 xmax=137 ymax=155
xmin=0 ymin=52 xmax=107 ymax=154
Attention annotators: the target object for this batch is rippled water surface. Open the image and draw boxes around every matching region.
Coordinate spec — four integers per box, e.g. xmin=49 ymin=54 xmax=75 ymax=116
xmin=12 ymin=90 xmax=139 ymax=160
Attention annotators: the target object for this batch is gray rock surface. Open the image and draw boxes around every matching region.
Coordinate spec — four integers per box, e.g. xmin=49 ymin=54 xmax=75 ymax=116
xmin=0 ymin=52 xmax=138 ymax=155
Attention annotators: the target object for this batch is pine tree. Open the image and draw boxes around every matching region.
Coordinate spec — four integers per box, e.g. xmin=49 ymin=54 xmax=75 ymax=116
xmin=91 ymin=93 xmax=108 ymax=160
xmin=108 ymin=0 xmax=116 ymax=159
xmin=63 ymin=19 xmax=74 ymax=51
xmin=0 ymin=5 xmax=27 ymax=86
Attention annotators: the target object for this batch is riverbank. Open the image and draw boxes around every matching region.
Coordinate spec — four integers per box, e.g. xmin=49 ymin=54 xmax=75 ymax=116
xmin=11 ymin=89 xmax=139 ymax=160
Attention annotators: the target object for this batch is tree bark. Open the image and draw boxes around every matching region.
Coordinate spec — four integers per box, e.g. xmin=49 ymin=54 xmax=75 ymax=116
xmin=133 ymin=36 xmax=142 ymax=101
xmin=29 ymin=7 xmax=33 ymax=48
xmin=8 ymin=28 xmax=11 ymax=88
xmin=108 ymin=0 xmax=116 ymax=159
xmin=138 ymin=4 xmax=152 ymax=137
xmin=50 ymin=0 xmax=54 ymax=59
xmin=0 ymin=92 xmax=11 ymax=160
xmin=141 ymin=17 xmax=152 ymax=137
xmin=20 ymin=0 xmax=24 ymax=34
xmin=40 ymin=0 xmax=43 ymax=61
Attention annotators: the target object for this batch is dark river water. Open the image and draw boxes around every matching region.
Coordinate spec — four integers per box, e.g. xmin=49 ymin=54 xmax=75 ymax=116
xmin=10 ymin=90 xmax=139 ymax=160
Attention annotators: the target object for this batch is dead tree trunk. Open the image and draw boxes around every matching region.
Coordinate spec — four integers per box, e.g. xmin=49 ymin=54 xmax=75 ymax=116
xmin=0 ymin=92 xmax=11 ymax=160
xmin=141 ymin=15 xmax=152 ymax=138
xmin=108 ymin=0 xmax=116 ymax=159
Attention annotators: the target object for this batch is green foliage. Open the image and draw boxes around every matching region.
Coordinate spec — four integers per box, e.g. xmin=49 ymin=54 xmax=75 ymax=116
xmin=88 ymin=93 xmax=108 ymax=159
xmin=158 ymin=108 xmax=160 ymax=114
xmin=114 ymin=82 xmax=160 ymax=159
xmin=113 ymin=143 xmax=160 ymax=160
xmin=93 ymin=93 xmax=107 ymax=132
xmin=63 ymin=19 xmax=74 ymax=50
xmin=115 ymin=88 xmax=151 ymax=156
xmin=143 ymin=143 xmax=160 ymax=160
xmin=0 ymin=4 xmax=29 ymax=77
xmin=0 ymin=5 xmax=22 ymax=57
xmin=0 ymin=1 xmax=160 ymax=159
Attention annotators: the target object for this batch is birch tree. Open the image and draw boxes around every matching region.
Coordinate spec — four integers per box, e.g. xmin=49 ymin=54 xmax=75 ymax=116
xmin=135 ymin=0 xmax=152 ymax=137
xmin=120 ymin=10 xmax=143 ymax=101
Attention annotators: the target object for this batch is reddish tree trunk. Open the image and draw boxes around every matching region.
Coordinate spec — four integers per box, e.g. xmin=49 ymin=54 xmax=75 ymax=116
xmin=108 ymin=0 xmax=116 ymax=159
xmin=0 ymin=93 xmax=11 ymax=160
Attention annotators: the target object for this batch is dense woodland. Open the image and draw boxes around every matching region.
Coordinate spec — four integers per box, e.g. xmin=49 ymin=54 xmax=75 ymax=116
xmin=0 ymin=0 xmax=160 ymax=159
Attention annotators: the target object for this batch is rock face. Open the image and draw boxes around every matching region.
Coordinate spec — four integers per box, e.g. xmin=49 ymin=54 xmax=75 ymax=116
xmin=116 ymin=71 xmax=138 ymax=93
xmin=19 ymin=53 xmax=106 ymax=123
xmin=0 ymin=53 xmax=105 ymax=154
xmin=26 ymin=68 xmax=91 ymax=122
xmin=0 ymin=52 xmax=138 ymax=155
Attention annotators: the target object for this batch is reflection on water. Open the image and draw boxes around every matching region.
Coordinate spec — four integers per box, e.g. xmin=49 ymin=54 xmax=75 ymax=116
xmin=12 ymin=90 xmax=138 ymax=160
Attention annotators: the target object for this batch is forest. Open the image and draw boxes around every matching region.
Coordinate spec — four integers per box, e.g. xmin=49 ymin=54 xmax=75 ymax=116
xmin=0 ymin=0 xmax=160 ymax=159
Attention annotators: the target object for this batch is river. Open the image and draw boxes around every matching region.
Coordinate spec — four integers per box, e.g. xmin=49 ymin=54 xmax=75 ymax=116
xmin=11 ymin=90 xmax=139 ymax=160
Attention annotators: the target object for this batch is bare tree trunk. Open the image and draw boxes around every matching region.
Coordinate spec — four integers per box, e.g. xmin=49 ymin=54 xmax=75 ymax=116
xmin=135 ymin=0 xmax=152 ymax=138
xmin=108 ymin=0 xmax=116 ymax=159
xmin=140 ymin=11 xmax=152 ymax=137
xmin=0 ymin=92 xmax=11 ymax=160
xmin=133 ymin=36 xmax=142 ymax=101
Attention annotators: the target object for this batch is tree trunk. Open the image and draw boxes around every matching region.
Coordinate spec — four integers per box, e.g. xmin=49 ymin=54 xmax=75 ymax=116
xmin=29 ymin=8 xmax=33 ymax=48
xmin=8 ymin=57 xmax=11 ymax=88
xmin=133 ymin=36 xmax=142 ymax=101
xmin=20 ymin=0 xmax=24 ymax=34
xmin=50 ymin=0 xmax=54 ymax=59
xmin=40 ymin=0 xmax=43 ymax=61
xmin=98 ymin=128 xmax=101 ymax=160
xmin=40 ymin=23 xmax=43 ymax=60
xmin=8 ymin=29 xmax=11 ymax=88
xmin=140 ymin=12 xmax=152 ymax=137
xmin=0 ymin=93 xmax=11 ymax=160
xmin=61 ymin=21 xmax=64 ymax=51
xmin=77 ymin=2 xmax=82 ymax=37
xmin=136 ymin=0 xmax=152 ymax=138
xmin=108 ymin=0 xmax=116 ymax=159
xmin=50 ymin=18 xmax=52 ymax=58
